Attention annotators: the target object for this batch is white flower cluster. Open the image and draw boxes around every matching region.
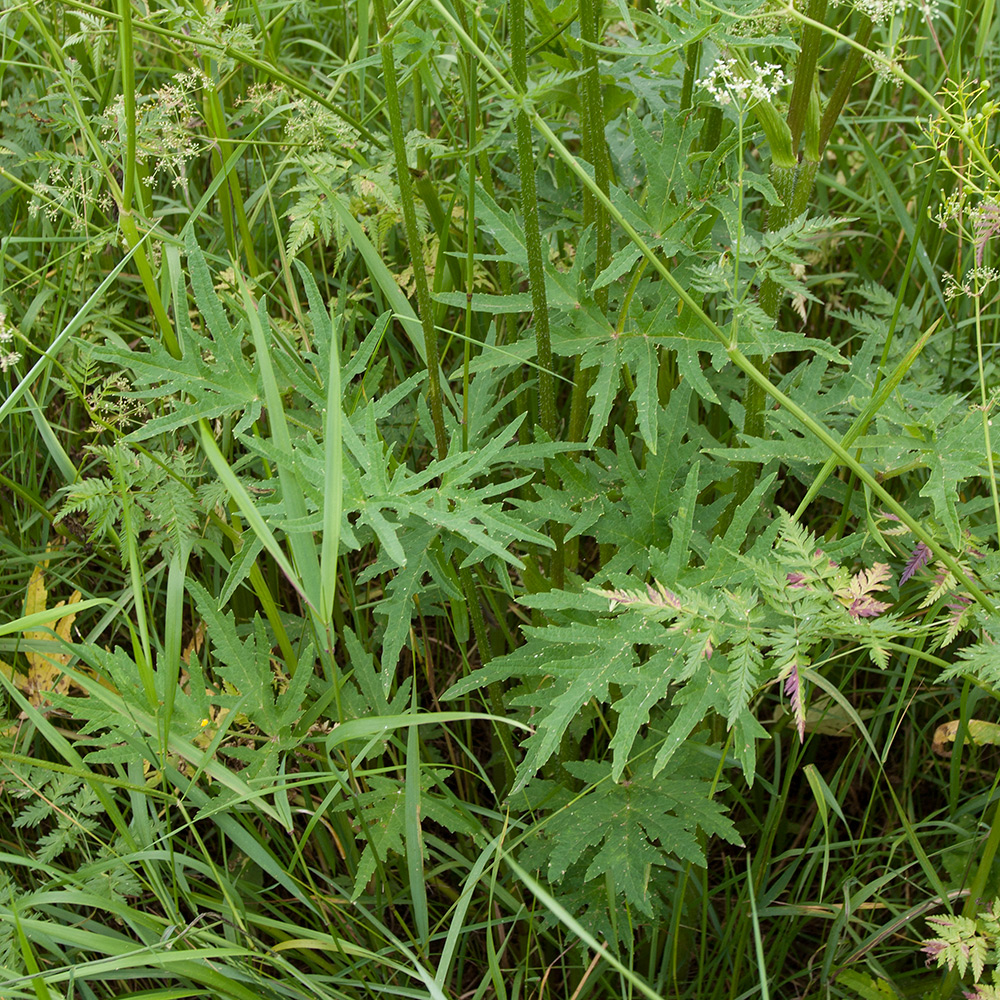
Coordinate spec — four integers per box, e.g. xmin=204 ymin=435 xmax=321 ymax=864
xmin=864 ymin=52 xmax=905 ymax=88
xmin=854 ymin=0 xmax=901 ymax=22
xmin=943 ymin=267 xmax=1000 ymax=301
xmin=99 ymin=68 xmax=210 ymax=193
xmin=844 ymin=0 xmax=941 ymax=23
xmin=697 ymin=57 xmax=789 ymax=110
xmin=915 ymin=0 xmax=943 ymax=18
xmin=0 ymin=312 xmax=21 ymax=374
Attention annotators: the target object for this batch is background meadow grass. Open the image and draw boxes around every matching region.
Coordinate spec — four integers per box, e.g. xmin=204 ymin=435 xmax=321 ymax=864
xmin=2 ymin=0 xmax=1000 ymax=997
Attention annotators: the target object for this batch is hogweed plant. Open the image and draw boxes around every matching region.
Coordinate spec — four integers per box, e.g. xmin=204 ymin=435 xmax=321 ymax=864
xmin=1 ymin=0 xmax=1000 ymax=998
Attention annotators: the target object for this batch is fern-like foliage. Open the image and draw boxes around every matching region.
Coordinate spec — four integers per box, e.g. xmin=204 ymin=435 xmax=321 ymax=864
xmin=445 ymin=507 xmax=902 ymax=920
xmin=922 ymin=899 xmax=1000 ymax=985
xmin=8 ymin=764 xmax=103 ymax=864
xmin=56 ymin=442 xmax=208 ymax=563
xmin=447 ymin=511 xmax=899 ymax=791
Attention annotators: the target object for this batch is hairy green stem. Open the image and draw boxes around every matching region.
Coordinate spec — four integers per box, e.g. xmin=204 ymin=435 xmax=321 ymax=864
xmin=204 ymin=89 xmax=261 ymax=277
xmin=510 ymin=0 xmax=564 ymax=586
xmin=818 ymin=16 xmax=873 ymax=152
xmin=47 ymin=0 xmax=173 ymax=360
xmin=681 ymin=40 xmax=700 ymax=112
xmin=973 ymin=284 xmax=1000 ymax=545
xmin=567 ymin=0 xmax=610 ymax=457
xmin=117 ymin=0 xmax=136 ymax=214
xmin=372 ymin=0 xmax=449 ymax=459
xmin=510 ymin=0 xmax=557 ymax=443
xmin=459 ymin=565 xmax=516 ymax=795
xmin=786 ymin=0 xmax=828 ymax=152
xmin=730 ymin=7 xmax=870 ymax=524
xmin=579 ymin=0 xmax=611 ymax=312
xmin=699 ymin=104 xmax=722 ymax=154
xmin=725 ymin=154 xmax=795 ymax=528
xmin=827 ymin=155 xmax=939 ymax=540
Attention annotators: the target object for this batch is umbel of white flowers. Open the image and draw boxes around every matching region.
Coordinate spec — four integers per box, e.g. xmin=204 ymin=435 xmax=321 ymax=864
xmin=0 ymin=313 xmax=20 ymax=374
xmin=696 ymin=57 xmax=789 ymax=110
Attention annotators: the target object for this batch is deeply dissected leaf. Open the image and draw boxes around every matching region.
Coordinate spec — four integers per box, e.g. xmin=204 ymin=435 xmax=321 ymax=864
xmin=449 ymin=511 xmax=901 ymax=797
xmin=533 ymin=741 xmax=740 ymax=918
xmin=94 ymin=238 xmax=265 ymax=443
xmin=188 ymin=579 xmax=310 ymax=736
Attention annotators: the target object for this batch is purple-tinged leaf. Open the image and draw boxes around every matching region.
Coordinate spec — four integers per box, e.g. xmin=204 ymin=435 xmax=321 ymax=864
xmin=901 ymin=541 xmax=932 ymax=584
xmin=783 ymin=665 xmax=805 ymax=743
xmin=834 ymin=562 xmax=893 ymax=618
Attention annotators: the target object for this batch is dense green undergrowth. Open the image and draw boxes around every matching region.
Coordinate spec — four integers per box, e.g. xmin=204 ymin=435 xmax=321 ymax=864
xmin=2 ymin=0 xmax=1000 ymax=997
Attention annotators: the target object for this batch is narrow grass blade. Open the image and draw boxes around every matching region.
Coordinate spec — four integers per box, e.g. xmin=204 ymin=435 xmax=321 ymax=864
xmin=0 ymin=600 xmax=107 ymax=637
xmin=0 ymin=238 xmax=149 ymax=425
xmin=296 ymin=262 xmax=343 ymax=624
xmin=197 ymin=419 xmax=302 ymax=601
xmin=745 ymin=854 xmax=771 ymax=1000
xmin=405 ymin=719 xmax=430 ymax=944
xmin=237 ymin=271 xmax=323 ymax=615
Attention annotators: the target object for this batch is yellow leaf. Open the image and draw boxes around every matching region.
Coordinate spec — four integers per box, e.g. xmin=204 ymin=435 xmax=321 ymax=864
xmin=17 ymin=563 xmax=82 ymax=707
xmin=0 ymin=658 xmax=21 ymax=737
xmin=932 ymin=719 xmax=1000 ymax=755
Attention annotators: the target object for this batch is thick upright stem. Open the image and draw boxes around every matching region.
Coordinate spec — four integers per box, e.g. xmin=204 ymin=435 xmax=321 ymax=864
xmin=729 ymin=161 xmax=796 ymax=521
xmin=786 ymin=0 xmax=828 ymax=153
xmin=729 ymin=14 xmax=870 ymax=525
xmin=579 ymin=0 xmax=610 ymax=309
xmin=510 ymin=0 xmax=557 ymax=443
xmin=568 ymin=0 xmax=611 ymax=449
xmin=681 ymin=41 xmax=700 ymax=112
xmin=372 ymin=0 xmax=449 ymax=459
xmin=819 ymin=17 xmax=873 ymax=152
xmin=510 ymin=0 xmax=563 ymax=586
xmin=117 ymin=0 xmax=136 ymax=215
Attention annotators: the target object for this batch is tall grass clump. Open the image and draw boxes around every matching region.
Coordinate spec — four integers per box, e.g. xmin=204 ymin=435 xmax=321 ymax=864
xmin=2 ymin=0 xmax=1000 ymax=997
